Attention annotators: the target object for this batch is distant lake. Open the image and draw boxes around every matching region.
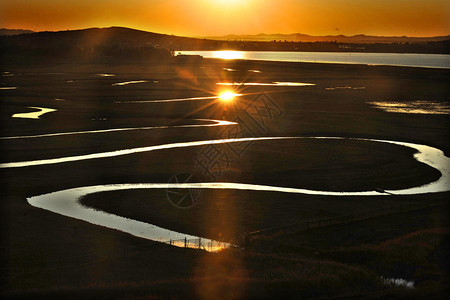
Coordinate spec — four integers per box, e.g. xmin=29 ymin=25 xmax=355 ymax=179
xmin=175 ymin=51 xmax=450 ymax=69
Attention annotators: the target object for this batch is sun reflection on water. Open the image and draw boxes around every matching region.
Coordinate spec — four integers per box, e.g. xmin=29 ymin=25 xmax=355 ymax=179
xmin=213 ymin=51 xmax=245 ymax=60
xmin=218 ymin=91 xmax=239 ymax=102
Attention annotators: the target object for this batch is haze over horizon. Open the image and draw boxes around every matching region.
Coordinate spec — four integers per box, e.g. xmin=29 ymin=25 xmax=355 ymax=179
xmin=1 ymin=0 xmax=449 ymax=38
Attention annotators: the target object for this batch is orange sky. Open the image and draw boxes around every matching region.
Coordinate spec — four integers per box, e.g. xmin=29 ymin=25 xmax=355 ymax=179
xmin=1 ymin=0 xmax=449 ymax=37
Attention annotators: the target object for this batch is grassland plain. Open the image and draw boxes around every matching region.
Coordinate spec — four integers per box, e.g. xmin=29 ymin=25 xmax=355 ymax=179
xmin=1 ymin=57 xmax=449 ymax=299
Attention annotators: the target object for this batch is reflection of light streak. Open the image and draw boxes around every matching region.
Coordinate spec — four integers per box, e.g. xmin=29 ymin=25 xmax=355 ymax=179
xmin=26 ymin=138 xmax=450 ymax=252
xmin=112 ymin=80 xmax=148 ymax=86
xmin=12 ymin=107 xmax=56 ymax=119
xmin=2 ymin=137 xmax=449 ymax=196
xmin=217 ymin=82 xmax=315 ymax=87
xmin=16 ymin=134 xmax=450 ymax=252
xmin=116 ymin=94 xmax=243 ymax=103
xmin=213 ymin=51 xmax=245 ymax=60
xmin=27 ymin=184 xmax=233 ymax=252
xmin=118 ymin=96 xmax=218 ymax=103
xmin=369 ymin=101 xmax=450 ymax=115
xmin=97 ymin=73 xmax=116 ymax=77
xmin=0 ymin=119 xmax=237 ymax=140
xmin=0 ymin=137 xmax=286 ymax=168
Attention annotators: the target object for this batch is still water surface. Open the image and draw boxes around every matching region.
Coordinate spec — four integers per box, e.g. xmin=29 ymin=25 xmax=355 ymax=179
xmin=176 ymin=51 xmax=450 ymax=69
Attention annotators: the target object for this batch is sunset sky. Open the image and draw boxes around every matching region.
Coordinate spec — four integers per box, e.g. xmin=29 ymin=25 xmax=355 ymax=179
xmin=1 ymin=0 xmax=449 ymax=37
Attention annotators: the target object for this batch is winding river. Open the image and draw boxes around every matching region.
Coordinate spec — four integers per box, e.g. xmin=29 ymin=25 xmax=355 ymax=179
xmin=2 ymin=117 xmax=449 ymax=251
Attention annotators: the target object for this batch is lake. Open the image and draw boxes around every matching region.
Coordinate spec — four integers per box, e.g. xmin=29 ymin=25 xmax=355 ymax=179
xmin=175 ymin=50 xmax=450 ymax=69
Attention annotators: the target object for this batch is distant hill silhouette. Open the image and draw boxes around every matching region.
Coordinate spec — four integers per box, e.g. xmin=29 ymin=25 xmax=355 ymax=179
xmin=1 ymin=27 xmax=191 ymax=49
xmin=0 ymin=28 xmax=35 ymax=36
xmin=0 ymin=27 xmax=182 ymax=64
xmin=1 ymin=27 xmax=449 ymax=64
xmin=206 ymin=33 xmax=450 ymax=43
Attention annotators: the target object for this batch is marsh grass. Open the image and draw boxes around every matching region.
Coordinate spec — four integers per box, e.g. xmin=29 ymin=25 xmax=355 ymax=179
xmin=322 ymin=229 xmax=449 ymax=285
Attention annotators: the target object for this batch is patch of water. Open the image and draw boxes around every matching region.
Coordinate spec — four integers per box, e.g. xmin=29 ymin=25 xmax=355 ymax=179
xmin=176 ymin=51 xmax=450 ymax=69
xmin=116 ymin=94 xmax=243 ymax=103
xmin=0 ymin=119 xmax=236 ymax=140
xmin=217 ymin=82 xmax=314 ymax=87
xmin=2 ymin=137 xmax=449 ymax=196
xmin=112 ymin=80 xmax=148 ymax=86
xmin=17 ymin=136 xmax=449 ymax=252
xmin=368 ymin=100 xmax=450 ymax=114
xmin=26 ymin=157 xmax=449 ymax=252
xmin=326 ymin=86 xmax=366 ymax=90
xmin=97 ymin=73 xmax=116 ymax=77
xmin=382 ymin=277 xmax=414 ymax=288
xmin=27 ymin=184 xmax=232 ymax=252
xmin=11 ymin=107 xmax=57 ymax=119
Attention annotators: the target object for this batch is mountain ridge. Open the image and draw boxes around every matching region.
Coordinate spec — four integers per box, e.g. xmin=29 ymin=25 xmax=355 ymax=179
xmin=204 ymin=32 xmax=450 ymax=43
xmin=1 ymin=27 xmax=449 ymax=55
xmin=2 ymin=27 xmax=449 ymax=43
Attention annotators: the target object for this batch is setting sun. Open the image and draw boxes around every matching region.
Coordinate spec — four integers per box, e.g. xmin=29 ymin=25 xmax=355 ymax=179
xmin=1 ymin=0 xmax=448 ymax=37
xmin=213 ymin=0 xmax=242 ymax=5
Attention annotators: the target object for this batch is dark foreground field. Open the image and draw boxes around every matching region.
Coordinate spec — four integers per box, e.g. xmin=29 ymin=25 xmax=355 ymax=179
xmin=1 ymin=57 xmax=449 ymax=299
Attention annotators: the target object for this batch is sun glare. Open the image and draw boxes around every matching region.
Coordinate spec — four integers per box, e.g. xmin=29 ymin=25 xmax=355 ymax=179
xmin=218 ymin=91 xmax=238 ymax=102
xmin=213 ymin=51 xmax=245 ymax=60
xmin=211 ymin=0 xmax=245 ymax=8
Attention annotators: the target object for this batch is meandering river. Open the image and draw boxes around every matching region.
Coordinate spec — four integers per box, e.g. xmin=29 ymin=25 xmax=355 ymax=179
xmin=3 ymin=86 xmax=449 ymax=251
xmin=2 ymin=117 xmax=449 ymax=251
